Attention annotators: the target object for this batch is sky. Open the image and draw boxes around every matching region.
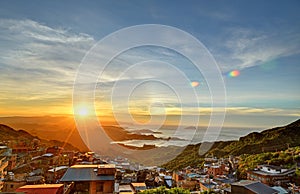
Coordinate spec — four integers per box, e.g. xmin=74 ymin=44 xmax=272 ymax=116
xmin=0 ymin=0 xmax=299 ymax=129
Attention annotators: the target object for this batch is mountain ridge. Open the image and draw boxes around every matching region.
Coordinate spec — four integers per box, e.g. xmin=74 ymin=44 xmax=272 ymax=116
xmin=0 ymin=124 xmax=80 ymax=151
xmin=162 ymin=118 xmax=300 ymax=170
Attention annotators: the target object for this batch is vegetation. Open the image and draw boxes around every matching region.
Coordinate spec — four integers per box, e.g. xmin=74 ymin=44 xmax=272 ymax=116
xmin=209 ymin=119 xmax=300 ymax=157
xmin=163 ymin=119 xmax=300 ymax=170
xmin=162 ymin=144 xmax=204 ymax=171
xmin=296 ymin=167 xmax=300 ymax=177
xmin=139 ymin=186 xmax=190 ymax=194
xmin=237 ymin=146 xmax=300 ymax=179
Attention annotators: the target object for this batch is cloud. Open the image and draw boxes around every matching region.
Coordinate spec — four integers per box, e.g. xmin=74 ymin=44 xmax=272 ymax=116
xmin=0 ymin=19 xmax=94 ymax=66
xmin=212 ymin=27 xmax=300 ymax=71
xmin=137 ymin=106 xmax=300 ymax=117
xmin=0 ymin=19 xmax=95 ymax=114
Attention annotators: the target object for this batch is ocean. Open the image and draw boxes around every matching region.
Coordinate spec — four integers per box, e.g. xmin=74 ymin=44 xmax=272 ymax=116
xmin=113 ymin=126 xmax=263 ymax=147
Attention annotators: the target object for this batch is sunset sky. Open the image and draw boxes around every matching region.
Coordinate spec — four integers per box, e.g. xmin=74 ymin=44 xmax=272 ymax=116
xmin=0 ymin=0 xmax=299 ymax=128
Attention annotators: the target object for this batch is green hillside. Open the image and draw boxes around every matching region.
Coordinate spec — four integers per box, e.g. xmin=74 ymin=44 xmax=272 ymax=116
xmin=163 ymin=119 xmax=300 ymax=170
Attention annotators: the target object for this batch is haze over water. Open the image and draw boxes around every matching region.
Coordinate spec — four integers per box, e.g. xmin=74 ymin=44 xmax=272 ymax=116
xmin=114 ymin=126 xmax=263 ymax=147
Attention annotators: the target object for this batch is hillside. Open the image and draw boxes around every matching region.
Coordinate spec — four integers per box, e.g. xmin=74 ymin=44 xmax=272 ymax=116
xmin=210 ymin=118 xmax=300 ymax=156
xmin=0 ymin=124 xmax=80 ymax=151
xmin=0 ymin=116 xmax=167 ymax=152
xmin=163 ymin=119 xmax=300 ymax=170
xmin=0 ymin=116 xmax=89 ymax=151
xmin=0 ymin=124 xmax=35 ymax=140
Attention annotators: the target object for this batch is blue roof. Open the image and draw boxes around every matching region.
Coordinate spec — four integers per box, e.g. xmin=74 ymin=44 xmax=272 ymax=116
xmin=165 ymin=180 xmax=172 ymax=188
xmin=232 ymin=181 xmax=278 ymax=194
xmin=272 ymin=186 xmax=288 ymax=194
xmin=60 ymin=165 xmax=114 ymax=182
xmin=245 ymin=182 xmax=278 ymax=194
xmin=187 ymin=173 xmax=201 ymax=178
xmin=201 ymin=182 xmax=216 ymax=188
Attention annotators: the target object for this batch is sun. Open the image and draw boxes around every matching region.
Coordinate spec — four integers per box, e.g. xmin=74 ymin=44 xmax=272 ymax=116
xmin=78 ymin=107 xmax=88 ymax=116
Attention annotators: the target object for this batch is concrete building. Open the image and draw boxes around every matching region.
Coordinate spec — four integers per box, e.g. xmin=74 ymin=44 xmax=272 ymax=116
xmin=247 ymin=165 xmax=295 ymax=186
xmin=207 ymin=164 xmax=226 ymax=177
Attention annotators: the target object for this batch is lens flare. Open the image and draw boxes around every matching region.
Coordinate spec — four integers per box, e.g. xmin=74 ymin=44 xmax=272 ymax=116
xmin=78 ymin=108 xmax=88 ymax=116
xmin=228 ymin=70 xmax=240 ymax=77
xmin=191 ymin=81 xmax=200 ymax=87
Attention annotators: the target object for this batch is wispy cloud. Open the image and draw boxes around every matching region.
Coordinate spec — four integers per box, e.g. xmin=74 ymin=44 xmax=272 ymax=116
xmin=212 ymin=27 xmax=300 ymax=71
xmin=0 ymin=19 xmax=95 ymax=114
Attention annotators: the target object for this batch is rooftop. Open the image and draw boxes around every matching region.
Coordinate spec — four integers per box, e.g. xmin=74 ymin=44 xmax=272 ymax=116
xmin=16 ymin=184 xmax=64 ymax=188
xmin=48 ymin=166 xmax=69 ymax=172
xmin=60 ymin=164 xmax=115 ymax=182
xmin=272 ymin=186 xmax=288 ymax=194
xmin=232 ymin=180 xmax=278 ymax=194
xmin=250 ymin=168 xmax=295 ymax=176
xmin=71 ymin=164 xmax=115 ymax=169
xmin=259 ymin=165 xmax=282 ymax=171
xmin=16 ymin=184 xmax=63 ymax=194
xmin=131 ymin=183 xmax=146 ymax=187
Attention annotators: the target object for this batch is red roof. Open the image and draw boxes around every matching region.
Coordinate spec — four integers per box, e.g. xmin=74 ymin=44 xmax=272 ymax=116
xmin=16 ymin=184 xmax=64 ymax=194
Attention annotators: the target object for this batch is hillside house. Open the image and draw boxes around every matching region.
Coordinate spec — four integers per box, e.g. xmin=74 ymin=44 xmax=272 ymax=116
xmin=60 ymin=164 xmax=116 ymax=194
xmin=247 ymin=165 xmax=295 ymax=186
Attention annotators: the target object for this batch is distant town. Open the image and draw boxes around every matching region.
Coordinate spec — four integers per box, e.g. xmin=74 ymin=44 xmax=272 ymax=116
xmin=0 ymin=122 xmax=300 ymax=194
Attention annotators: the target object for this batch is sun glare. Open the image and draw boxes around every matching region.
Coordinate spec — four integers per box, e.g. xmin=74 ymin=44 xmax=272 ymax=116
xmin=78 ymin=108 xmax=88 ymax=116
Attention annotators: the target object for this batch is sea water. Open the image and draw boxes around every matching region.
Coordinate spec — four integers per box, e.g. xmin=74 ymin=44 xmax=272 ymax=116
xmin=113 ymin=126 xmax=263 ymax=147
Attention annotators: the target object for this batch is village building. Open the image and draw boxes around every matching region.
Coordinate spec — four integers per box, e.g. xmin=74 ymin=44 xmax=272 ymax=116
xmin=60 ymin=164 xmax=116 ymax=194
xmin=207 ymin=164 xmax=226 ymax=177
xmin=45 ymin=166 xmax=69 ymax=183
xmin=247 ymin=165 xmax=295 ymax=186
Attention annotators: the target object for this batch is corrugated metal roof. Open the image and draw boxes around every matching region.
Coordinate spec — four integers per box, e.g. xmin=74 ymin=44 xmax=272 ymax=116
xmin=245 ymin=182 xmax=278 ymax=194
xmin=60 ymin=165 xmax=114 ymax=182
xmin=272 ymin=186 xmax=288 ymax=194
xmin=232 ymin=181 xmax=278 ymax=194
